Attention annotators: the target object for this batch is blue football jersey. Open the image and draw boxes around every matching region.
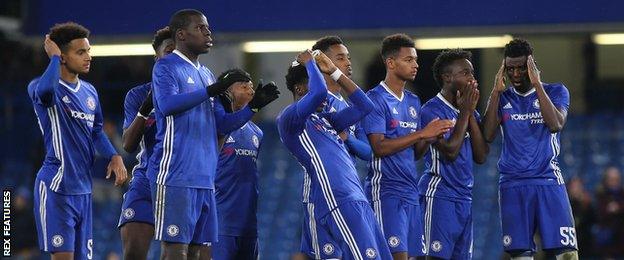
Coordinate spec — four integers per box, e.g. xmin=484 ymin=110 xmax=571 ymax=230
xmin=149 ymin=50 xmax=219 ymax=189
xmin=361 ymin=82 xmax=422 ymax=205
xmin=28 ymin=78 xmax=103 ymax=194
xmin=418 ymin=93 xmax=479 ymax=201
xmin=324 ymin=91 xmax=365 ymax=162
xmin=215 ymin=122 xmax=263 ymax=237
xmin=123 ymin=83 xmax=157 ymax=180
xmin=497 ymin=83 xmax=570 ymax=188
xmin=278 ymin=109 xmax=368 ymax=217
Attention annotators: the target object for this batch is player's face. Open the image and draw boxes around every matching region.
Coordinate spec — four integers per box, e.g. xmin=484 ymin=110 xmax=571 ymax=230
xmin=182 ymin=15 xmax=213 ymax=54
xmin=156 ymin=39 xmax=175 ymax=59
xmin=447 ymin=59 xmax=475 ymax=92
xmin=505 ymin=56 xmax=530 ymax=88
xmin=62 ymin=38 xmax=91 ymax=74
xmin=326 ymin=44 xmax=352 ymax=78
xmin=391 ymin=47 xmax=419 ymax=81
xmin=229 ymin=81 xmax=254 ymax=107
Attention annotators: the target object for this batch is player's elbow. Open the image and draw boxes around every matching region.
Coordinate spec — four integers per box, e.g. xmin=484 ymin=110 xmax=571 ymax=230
xmin=370 ymin=145 xmax=390 ymax=158
xmin=122 ymin=141 xmax=136 ymax=153
xmin=548 ymin=124 xmax=563 ymax=133
xmin=483 ymin=130 xmax=496 ymax=143
xmin=441 ymin=151 xmax=459 ymax=162
xmin=121 ymin=134 xmax=137 ymax=153
xmin=474 ymin=155 xmax=487 ymax=164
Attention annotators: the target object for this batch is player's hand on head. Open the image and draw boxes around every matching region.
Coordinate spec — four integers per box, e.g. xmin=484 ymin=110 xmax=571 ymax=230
xmin=44 ymin=34 xmax=61 ymax=58
xmin=107 ymin=155 xmax=128 ymax=186
xmin=249 ymin=80 xmax=280 ymax=112
xmin=139 ymin=91 xmax=153 ymax=117
xmin=208 ymin=70 xmax=252 ymax=97
xmin=218 ymin=90 xmax=233 ymax=113
xmin=314 ymin=51 xmax=338 ymax=75
xmin=422 ymin=118 xmax=454 ymax=139
xmin=493 ymin=59 xmax=507 ymax=93
xmin=527 ymin=55 xmax=541 ymax=86
xmin=296 ymin=49 xmax=314 ymax=65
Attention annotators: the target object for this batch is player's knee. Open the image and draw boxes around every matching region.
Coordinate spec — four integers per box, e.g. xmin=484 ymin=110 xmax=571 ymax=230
xmin=51 ymin=252 xmax=74 ymax=260
xmin=162 ymin=242 xmax=188 ymax=259
xmin=123 ymin=249 xmax=148 ymax=260
xmin=508 ymin=250 xmax=533 ymax=260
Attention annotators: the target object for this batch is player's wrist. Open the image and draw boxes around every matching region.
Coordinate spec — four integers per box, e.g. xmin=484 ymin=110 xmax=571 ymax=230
xmin=330 ymin=69 xmax=343 ymax=82
xmin=137 ymin=111 xmax=149 ymax=120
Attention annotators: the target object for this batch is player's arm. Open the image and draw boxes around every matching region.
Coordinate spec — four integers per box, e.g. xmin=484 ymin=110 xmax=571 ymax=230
xmin=35 ymin=35 xmax=62 ymax=106
xmin=361 ymin=92 xmax=452 ymax=157
xmin=482 ymin=60 xmax=506 ymax=142
xmin=121 ymin=90 xmax=152 ymax=153
xmin=527 ymin=55 xmax=568 ymax=133
xmin=468 ymin=113 xmax=489 ymax=164
xmin=214 ymin=81 xmax=279 ymax=135
xmin=217 ymin=135 xmax=226 ymax=150
xmin=214 ymin=97 xmax=254 ymax=135
xmin=294 ymin=51 xmax=328 ymax=119
xmin=92 ymin=99 xmax=127 ymax=186
xmin=314 ymin=51 xmax=373 ymax=131
xmin=367 ymin=120 xmax=453 ymax=158
xmin=433 ymin=83 xmax=477 ymax=162
xmin=153 ymin=62 xmax=243 ymax=116
xmin=345 ymin=125 xmax=372 ymax=161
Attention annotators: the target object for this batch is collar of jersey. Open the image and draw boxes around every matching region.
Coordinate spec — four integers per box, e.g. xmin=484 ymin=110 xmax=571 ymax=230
xmin=436 ymin=93 xmax=459 ymax=113
xmin=173 ymin=50 xmax=200 ymax=70
xmin=512 ymin=86 xmax=536 ymax=97
xmin=327 ymin=90 xmax=344 ymax=102
xmin=380 ymin=81 xmax=403 ymax=101
xmin=58 ymin=79 xmax=81 ymax=93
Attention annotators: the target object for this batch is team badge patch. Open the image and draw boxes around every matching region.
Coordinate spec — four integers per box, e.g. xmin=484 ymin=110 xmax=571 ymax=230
xmin=323 ymin=243 xmax=334 ymax=255
xmin=388 ymin=236 xmax=400 ymax=248
xmin=252 ymin=135 xmax=259 ymax=148
xmin=503 ymin=235 xmax=512 ymax=246
xmin=86 ymin=96 xmax=96 ymax=111
xmin=167 ymin=225 xmax=179 ymax=237
xmin=431 ymin=240 xmax=442 ymax=252
xmin=365 ymin=248 xmax=377 ymax=258
xmin=409 ymin=106 xmax=418 ymax=118
xmin=123 ymin=208 xmax=135 ymax=219
xmin=52 ymin=235 xmax=64 ymax=247
xmin=533 ymin=99 xmax=540 ymax=109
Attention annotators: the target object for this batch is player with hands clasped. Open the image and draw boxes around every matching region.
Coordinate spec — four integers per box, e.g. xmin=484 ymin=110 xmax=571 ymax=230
xmin=417 ymin=49 xmax=489 ymax=259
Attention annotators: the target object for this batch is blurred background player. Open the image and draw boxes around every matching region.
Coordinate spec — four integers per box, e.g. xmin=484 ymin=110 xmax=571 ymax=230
xmin=28 ymin=22 xmax=127 ymax=260
xmin=278 ymin=49 xmax=391 ymax=259
xmin=482 ymin=39 xmax=578 ymax=259
xmin=212 ymin=68 xmax=263 ymax=259
xmin=117 ymin=26 xmax=174 ymax=260
xmin=360 ymin=34 xmax=453 ymax=260
xmin=418 ymin=49 xmax=489 ymax=259
xmin=149 ymin=9 xmax=279 ymax=259
xmin=312 ymin=36 xmax=372 ymax=163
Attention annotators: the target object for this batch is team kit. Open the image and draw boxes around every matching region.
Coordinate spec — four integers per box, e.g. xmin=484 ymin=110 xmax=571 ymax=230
xmin=28 ymin=8 xmax=579 ymax=260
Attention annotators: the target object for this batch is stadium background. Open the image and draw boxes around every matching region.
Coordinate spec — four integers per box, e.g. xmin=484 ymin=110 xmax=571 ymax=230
xmin=1 ymin=0 xmax=624 ymax=259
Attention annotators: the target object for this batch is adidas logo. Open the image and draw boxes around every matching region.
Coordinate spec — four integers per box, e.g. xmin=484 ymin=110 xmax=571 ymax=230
xmin=329 ymin=106 xmax=337 ymax=113
xmin=503 ymin=102 xmax=512 ymax=109
xmin=225 ymin=136 xmax=235 ymax=143
xmin=392 ymin=107 xmax=399 ymax=114
xmin=187 ymin=76 xmax=195 ymax=84
xmin=62 ymin=95 xmax=71 ymax=103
